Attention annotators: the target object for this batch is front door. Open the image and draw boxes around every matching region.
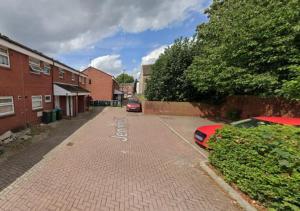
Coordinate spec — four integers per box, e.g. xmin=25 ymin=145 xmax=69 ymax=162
xmin=66 ymin=96 xmax=73 ymax=116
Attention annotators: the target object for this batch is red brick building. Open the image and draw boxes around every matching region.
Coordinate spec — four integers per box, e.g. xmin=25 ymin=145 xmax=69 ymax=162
xmin=0 ymin=35 xmax=89 ymax=135
xmin=119 ymin=83 xmax=134 ymax=98
xmin=83 ymin=67 xmax=121 ymax=101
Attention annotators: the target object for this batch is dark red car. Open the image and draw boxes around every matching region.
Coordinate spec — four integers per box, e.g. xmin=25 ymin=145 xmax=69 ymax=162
xmin=126 ymin=98 xmax=142 ymax=112
xmin=194 ymin=116 xmax=300 ymax=148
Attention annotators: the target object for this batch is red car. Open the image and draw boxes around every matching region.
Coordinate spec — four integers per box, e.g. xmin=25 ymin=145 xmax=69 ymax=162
xmin=126 ymin=98 xmax=142 ymax=112
xmin=194 ymin=116 xmax=300 ymax=148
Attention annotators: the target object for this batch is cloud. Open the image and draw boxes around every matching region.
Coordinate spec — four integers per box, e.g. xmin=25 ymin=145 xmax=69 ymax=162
xmin=90 ymin=55 xmax=123 ymax=76
xmin=0 ymin=0 xmax=206 ymax=55
xmin=141 ymin=45 xmax=168 ymax=65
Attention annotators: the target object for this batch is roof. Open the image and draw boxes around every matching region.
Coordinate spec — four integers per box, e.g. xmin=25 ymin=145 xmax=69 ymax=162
xmin=83 ymin=66 xmax=114 ymax=78
xmin=142 ymin=65 xmax=153 ymax=76
xmin=0 ymin=33 xmax=84 ymax=76
xmin=54 ymin=83 xmax=90 ymax=93
xmin=254 ymin=116 xmax=300 ymax=126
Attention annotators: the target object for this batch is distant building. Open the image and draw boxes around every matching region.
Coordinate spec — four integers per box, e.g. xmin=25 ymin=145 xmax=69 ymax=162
xmin=120 ymin=83 xmax=134 ymax=98
xmin=139 ymin=64 xmax=153 ymax=94
xmin=82 ymin=67 xmax=122 ymax=101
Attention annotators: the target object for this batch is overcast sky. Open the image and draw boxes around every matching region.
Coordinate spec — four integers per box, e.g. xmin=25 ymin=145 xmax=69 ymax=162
xmin=0 ymin=0 xmax=210 ymax=77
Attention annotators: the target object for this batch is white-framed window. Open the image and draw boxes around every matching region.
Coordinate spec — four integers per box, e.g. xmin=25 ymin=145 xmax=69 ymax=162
xmin=0 ymin=96 xmax=14 ymax=116
xmin=29 ymin=57 xmax=41 ymax=74
xmin=43 ymin=63 xmax=51 ymax=75
xmin=59 ymin=68 xmax=64 ymax=79
xmin=83 ymin=77 xmax=86 ymax=84
xmin=32 ymin=95 xmax=43 ymax=110
xmin=44 ymin=95 xmax=51 ymax=103
xmin=79 ymin=76 xmax=82 ymax=83
xmin=72 ymin=73 xmax=75 ymax=81
xmin=0 ymin=46 xmax=10 ymax=67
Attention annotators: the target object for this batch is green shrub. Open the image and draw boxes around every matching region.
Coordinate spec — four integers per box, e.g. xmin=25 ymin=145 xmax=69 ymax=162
xmin=209 ymin=125 xmax=300 ymax=210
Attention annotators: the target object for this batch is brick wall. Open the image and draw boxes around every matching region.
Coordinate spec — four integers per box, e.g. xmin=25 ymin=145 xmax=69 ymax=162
xmin=143 ymin=96 xmax=300 ymax=119
xmin=0 ymin=49 xmax=53 ymax=134
xmin=143 ymin=101 xmax=218 ymax=117
xmin=84 ymin=67 xmax=114 ymax=100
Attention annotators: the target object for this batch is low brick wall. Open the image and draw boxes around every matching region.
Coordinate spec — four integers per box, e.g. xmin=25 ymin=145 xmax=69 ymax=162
xmin=143 ymin=101 xmax=219 ymax=117
xmin=143 ymin=96 xmax=300 ymax=118
xmin=222 ymin=96 xmax=300 ymax=118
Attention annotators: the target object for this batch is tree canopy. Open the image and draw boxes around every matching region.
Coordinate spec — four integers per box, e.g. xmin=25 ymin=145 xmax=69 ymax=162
xmin=186 ymin=0 xmax=300 ymax=98
xmin=115 ymin=73 xmax=134 ymax=84
xmin=145 ymin=0 xmax=300 ymax=101
xmin=145 ymin=37 xmax=199 ymax=101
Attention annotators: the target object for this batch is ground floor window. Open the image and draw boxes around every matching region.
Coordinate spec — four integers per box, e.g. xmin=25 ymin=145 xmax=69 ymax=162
xmin=0 ymin=96 xmax=14 ymax=116
xmin=44 ymin=95 xmax=52 ymax=103
xmin=32 ymin=95 xmax=43 ymax=110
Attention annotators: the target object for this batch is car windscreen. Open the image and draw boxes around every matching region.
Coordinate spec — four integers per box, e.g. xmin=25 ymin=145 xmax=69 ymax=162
xmin=128 ymin=100 xmax=139 ymax=104
xmin=231 ymin=118 xmax=271 ymax=128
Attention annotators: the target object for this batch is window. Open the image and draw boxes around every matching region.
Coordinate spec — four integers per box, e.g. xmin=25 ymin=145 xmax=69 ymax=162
xmin=32 ymin=95 xmax=43 ymax=110
xmin=83 ymin=77 xmax=86 ymax=84
xmin=44 ymin=95 xmax=51 ymax=103
xmin=59 ymin=68 xmax=64 ymax=79
xmin=72 ymin=73 xmax=75 ymax=81
xmin=89 ymin=79 xmax=92 ymax=84
xmin=0 ymin=96 xmax=14 ymax=116
xmin=0 ymin=46 xmax=10 ymax=67
xmin=79 ymin=76 xmax=82 ymax=83
xmin=43 ymin=63 xmax=51 ymax=75
xmin=29 ymin=57 xmax=41 ymax=74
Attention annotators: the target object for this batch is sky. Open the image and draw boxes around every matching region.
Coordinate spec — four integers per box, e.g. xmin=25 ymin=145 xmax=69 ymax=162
xmin=0 ymin=0 xmax=211 ymax=78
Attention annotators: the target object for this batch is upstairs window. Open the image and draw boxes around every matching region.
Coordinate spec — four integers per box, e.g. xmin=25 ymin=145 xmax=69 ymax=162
xmin=72 ymin=73 xmax=75 ymax=81
xmin=0 ymin=46 xmax=10 ymax=67
xmin=89 ymin=79 xmax=92 ymax=84
xmin=59 ymin=68 xmax=64 ymax=79
xmin=32 ymin=95 xmax=43 ymax=110
xmin=0 ymin=96 xmax=14 ymax=117
xmin=29 ymin=57 xmax=41 ymax=74
xmin=79 ymin=76 xmax=82 ymax=83
xmin=83 ymin=77 xmax=86 ymax=84
xmin=43 ymin=63 xmax=51 ymax=75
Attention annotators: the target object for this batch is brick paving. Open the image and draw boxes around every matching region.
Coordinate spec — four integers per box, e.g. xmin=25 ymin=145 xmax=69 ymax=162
xmin=0 ymin=108 xmax=241 ymax=210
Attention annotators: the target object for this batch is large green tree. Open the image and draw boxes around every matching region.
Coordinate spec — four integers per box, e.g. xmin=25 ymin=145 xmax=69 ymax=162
xmin=145 ymin=37 xmax=199 ymax=101
xmin=187 ymin=0 xmax=300 ymax=98
xmin=115 ymin=73 xmax=134 ymax=84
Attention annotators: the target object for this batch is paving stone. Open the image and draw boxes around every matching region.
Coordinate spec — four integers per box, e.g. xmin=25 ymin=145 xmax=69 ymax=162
xmin=0 ymin=108 xmax=241 ymax=210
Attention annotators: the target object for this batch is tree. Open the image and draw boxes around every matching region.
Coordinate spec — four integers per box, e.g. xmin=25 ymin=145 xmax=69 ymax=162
xmin=186 ymin=0 xmax=300 ymax=98
xmin=115 ymin=73 xmax=134 ymax=84
xmin=145 ymin=37 xmax=199 ymax=101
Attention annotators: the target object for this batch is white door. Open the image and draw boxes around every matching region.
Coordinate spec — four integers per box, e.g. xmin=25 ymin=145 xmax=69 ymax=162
xmin=66 ymin=96 xmax=73 ymax=117
xmin=55 ymin=96 xmax=60 ymax=108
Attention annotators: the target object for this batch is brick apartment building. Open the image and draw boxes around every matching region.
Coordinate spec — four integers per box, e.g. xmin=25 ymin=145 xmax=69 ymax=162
xmin=139 ymin=64 xmax=152 ymax=94
xmin=119 ymin=83 xmax=134 ymax=97
xmin=83 ymin=67 xmax=122 ymax=101
xmin=0 ymin=34 xmax=89 ymax=135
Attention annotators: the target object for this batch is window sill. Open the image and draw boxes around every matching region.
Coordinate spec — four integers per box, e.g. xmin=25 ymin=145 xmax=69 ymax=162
xmin=30 ymin=71 xmax=41 ymax=75
xmin=0 ymin=112 xmax=15 ymax=119
xmin=0 ymin=64 xmax=11 ymax=70
xmin=32 ymin=107 xmax=43 ymax=111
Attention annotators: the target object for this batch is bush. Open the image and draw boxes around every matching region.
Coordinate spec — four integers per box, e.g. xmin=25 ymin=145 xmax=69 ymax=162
xmin=209 ymin=125 xmax=300 ymax=210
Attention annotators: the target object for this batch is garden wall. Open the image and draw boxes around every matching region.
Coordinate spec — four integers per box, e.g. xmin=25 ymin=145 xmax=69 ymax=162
xmin=143 ymin=96 xmax=300 ymax=118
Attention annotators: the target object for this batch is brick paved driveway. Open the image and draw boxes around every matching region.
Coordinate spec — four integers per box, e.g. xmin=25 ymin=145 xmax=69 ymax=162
xmin=0 ymin=108 xmax=240 ymax=210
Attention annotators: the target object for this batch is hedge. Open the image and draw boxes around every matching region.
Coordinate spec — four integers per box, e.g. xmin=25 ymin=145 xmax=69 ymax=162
xmin=208 ymin=125 xmax=300 ymax=210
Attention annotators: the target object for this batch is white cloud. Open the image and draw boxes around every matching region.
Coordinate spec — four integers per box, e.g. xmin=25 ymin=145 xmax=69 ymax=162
xmin=0 ymin=0 xmax=206 ymax=55
xmin=141 ymin=45 xmax=168 ymax=65
xmin=90 ymin=55 xmax=123 ymax=76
